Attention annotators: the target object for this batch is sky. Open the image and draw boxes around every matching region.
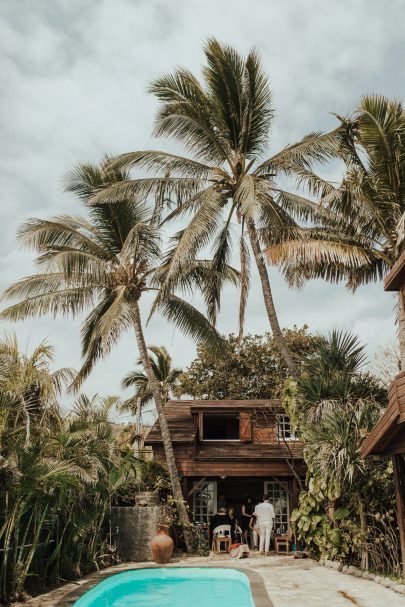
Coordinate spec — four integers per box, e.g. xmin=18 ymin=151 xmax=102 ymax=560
xmin=1 ymin=0 xmax=405 ymax=410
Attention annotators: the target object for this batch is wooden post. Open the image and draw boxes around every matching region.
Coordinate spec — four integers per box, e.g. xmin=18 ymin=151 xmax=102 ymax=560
xmin=393 ymin=454 xmax=405 ymax=579
xmin=182 ymin=476 xmax=188 ymax=498
xmin=291 ymin=477 xmax=299 ymax=511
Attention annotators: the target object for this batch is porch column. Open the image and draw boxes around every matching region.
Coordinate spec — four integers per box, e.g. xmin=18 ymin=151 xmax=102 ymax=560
xmin=393 ymin=454 xmax=405 ymax=578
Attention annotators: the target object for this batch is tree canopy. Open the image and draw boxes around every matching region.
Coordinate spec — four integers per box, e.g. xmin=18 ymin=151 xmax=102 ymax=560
xmin=175 ymin=326 xmax=324 ymax=400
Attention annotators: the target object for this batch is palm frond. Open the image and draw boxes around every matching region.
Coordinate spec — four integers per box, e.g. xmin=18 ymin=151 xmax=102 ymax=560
xmin=149 ymin=66 xmax=230 ymax=164
xmin=107 ymin=150 xmax=212 ymax=178
xmin=157 ymin=295 xmax=226 ymax=357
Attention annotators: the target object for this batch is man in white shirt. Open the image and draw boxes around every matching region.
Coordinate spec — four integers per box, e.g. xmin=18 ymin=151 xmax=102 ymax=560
xmin=253 ymin=494 xmax=275 ymax=555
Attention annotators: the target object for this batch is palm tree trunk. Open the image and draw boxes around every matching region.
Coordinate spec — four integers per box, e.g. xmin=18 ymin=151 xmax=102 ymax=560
xmin=132 ymin=301 xmax=191 ymax=553
xmin=398 ymin=291 xmax=405 ymax=371
xmin=246 ymin=219 xmax=300 ymax=379
xmin=135 ymin=396 xmax=142 ymax=454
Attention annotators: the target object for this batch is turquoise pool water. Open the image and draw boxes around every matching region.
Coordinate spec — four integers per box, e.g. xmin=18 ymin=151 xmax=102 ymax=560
xmin=73 ymin=567 xmax=255 ymax=607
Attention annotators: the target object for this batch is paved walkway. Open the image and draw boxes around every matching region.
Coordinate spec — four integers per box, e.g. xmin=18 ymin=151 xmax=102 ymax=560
xmin=14 ymin=553 xmax=405 ymax=607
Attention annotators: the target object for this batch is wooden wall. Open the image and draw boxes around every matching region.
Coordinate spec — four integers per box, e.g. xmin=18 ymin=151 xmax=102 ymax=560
xmin=152 ymin=444 xmax=305 ymax=477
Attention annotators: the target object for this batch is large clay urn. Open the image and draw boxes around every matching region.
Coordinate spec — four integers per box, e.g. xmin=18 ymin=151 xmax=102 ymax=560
xmin=151 ymin=525 xmax=174 ymax=564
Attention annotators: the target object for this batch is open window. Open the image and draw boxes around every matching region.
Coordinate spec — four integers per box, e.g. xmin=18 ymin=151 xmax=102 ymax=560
xmin=202 ymin=413 xmax=240 ymax=440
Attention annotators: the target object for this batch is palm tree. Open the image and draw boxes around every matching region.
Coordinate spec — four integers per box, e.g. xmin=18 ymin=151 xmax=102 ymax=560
xmin=266 ymin=95 xmax=405 ymax=366
xmin=0 ymin=162 xmax=236 ymax=551
xmin=93 ymin=39 xmax=338 ymax=378
xmin=0 ymin=332 xmax=75 ymax=447
xmin=121 ymin=345 xmax=181 ymax=442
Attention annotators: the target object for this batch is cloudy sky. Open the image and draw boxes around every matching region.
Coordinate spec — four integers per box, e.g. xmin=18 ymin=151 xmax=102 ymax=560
xmin=1 ymin=0 xmax=405 ymax=409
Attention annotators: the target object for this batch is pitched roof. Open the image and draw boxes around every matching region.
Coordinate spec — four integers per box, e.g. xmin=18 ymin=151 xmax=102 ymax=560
xmin=145 ymin=399 xmax=281 ymax=444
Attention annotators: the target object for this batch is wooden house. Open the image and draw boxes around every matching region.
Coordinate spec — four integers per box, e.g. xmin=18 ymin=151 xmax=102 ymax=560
xmin=145 ymin=399 xmax=305 ymax=533
xmin=361 ymin=251 xmax=405 ymax=577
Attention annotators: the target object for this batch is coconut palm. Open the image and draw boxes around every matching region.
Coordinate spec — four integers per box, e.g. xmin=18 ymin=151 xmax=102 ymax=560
xmin=0 ymin=162 xmax=236 ymax=551
xmin=93 ymin=39 xmax=339 ymax=378
xmin=120 ymin=345 xmax=181 ymax=441
xmin=266 ymin=95 xmax=405 ymax=366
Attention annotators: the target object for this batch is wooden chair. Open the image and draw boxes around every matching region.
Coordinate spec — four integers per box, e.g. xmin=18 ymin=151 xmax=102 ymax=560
xmin=275 ymin=530 xmax=292 ymax=555
xmin=212 ymin=524 xmax=232 ymax=553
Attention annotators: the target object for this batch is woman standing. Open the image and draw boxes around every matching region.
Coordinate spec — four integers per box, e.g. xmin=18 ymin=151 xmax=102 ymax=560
xmin=240 ymin=496 xmax=253 ymax=545
xmin=249 ymin=513 xmax=260 ymax=550
xmin=227 ymin=507 xmax=240 ymax=543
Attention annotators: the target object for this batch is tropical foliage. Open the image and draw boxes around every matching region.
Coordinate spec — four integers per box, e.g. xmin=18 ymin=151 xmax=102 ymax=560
xmin=286 ymin=332 xmax=400 ymax=574
xmin=176 ymin=327 xmax=323 ymax=399
xmin=121 ymin=345 xmax=182 ymax=415
xmin=1 ymin=35 xmax=404 ymax=597
xmin=0 ymin=335 xmax=139 ymax=603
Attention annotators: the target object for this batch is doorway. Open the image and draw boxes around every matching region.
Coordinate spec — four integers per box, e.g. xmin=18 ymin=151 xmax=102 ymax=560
xmin=264 ymin=480 xmax=289 ymax=533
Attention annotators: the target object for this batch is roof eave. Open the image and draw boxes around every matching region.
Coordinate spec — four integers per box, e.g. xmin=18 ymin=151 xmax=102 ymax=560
xmin=385 ymin=251 xmax=405 ymax=291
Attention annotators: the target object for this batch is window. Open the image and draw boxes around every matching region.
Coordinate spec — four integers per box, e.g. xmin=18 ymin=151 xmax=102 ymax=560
xmin=277 ymin=415 xmax=296 ymax=441
xmin=202 ymin=413 xmax=239 ymax=440
xmin=193 ymin=481 xmax=217 ymax=523
xmin=264 ymin=480 xmax=289 ymax=534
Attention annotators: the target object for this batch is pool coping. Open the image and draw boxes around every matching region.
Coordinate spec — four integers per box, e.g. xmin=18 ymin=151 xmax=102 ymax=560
xmin=56 ymin=564 xmax=274 ymax=607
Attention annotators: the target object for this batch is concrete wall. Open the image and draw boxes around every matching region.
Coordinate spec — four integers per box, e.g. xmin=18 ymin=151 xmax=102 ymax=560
xmin=113 ymin=505 xmax=164 ymax=562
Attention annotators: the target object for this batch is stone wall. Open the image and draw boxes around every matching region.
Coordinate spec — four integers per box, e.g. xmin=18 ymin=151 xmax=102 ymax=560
xmin=113 ymin=505 xmax=164 ymax=562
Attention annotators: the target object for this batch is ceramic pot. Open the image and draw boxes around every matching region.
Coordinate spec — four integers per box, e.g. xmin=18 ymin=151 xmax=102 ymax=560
xmin=150 ymin=526 xmax=174 ymax=564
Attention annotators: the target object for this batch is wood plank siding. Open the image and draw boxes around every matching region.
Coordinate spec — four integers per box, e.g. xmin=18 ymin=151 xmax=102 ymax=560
xmin=145 ymin=399 xmax=305 ymax=477
xmin=361 ymin=371 xmax=405 ymax=457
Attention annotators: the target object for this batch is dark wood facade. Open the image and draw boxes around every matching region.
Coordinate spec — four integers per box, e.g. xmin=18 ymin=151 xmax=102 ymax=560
xmin=145 ymin=399 xmax=305 ymax=529
xmin=361 ymin=256 xmax=405 ymax=577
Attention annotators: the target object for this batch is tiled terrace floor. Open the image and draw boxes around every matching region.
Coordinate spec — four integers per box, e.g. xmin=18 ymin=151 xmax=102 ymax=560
xmin=13 ymin=553 xmax=405 ymax=607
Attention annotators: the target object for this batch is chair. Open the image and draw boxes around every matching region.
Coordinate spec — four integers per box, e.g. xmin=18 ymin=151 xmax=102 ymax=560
xmin=275 ymin=529 xmax=292 ymax=555
xmin=212 ymin=524 xmax=232 ymax=553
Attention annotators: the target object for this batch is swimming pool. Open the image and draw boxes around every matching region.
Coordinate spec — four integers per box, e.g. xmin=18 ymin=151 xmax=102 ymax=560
xmin=73 ymin=567 xmax=256 ymax=607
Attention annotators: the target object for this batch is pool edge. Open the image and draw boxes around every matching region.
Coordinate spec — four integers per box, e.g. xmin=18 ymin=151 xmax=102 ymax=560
xmin=58 ymin=564 xmax=274 ymax=607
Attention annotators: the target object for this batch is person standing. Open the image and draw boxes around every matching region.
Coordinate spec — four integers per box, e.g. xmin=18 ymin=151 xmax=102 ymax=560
xmin=254 ymin=494 xmax=275 ymax=555
xmin=249 ymin=513 xmax=260 ymax=550
xmin=240 ymin=496 xmax=253 ymax=545
xmin=227 ymin=506 xmax=240 ymax=543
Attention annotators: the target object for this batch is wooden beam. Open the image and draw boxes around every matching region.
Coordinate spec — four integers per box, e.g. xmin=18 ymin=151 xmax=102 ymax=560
xmin=187 ymin=477 xmax=207 ymax=498
xmin=393 ymin=454 xmax=405 ymax=579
